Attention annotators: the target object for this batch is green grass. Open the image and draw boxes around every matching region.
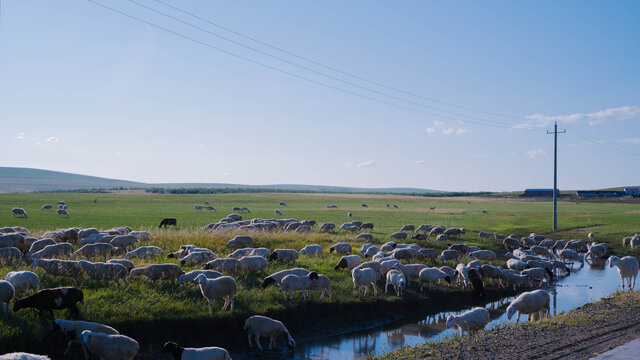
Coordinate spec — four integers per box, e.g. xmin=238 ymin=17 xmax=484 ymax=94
xmin=0 ymin=192 xmax=639 ymax=349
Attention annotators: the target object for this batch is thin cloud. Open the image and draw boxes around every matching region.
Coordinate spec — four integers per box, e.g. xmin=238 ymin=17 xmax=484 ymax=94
xmin=525 ymin=149 xmax=546 ymax=159
xmin=223 ymin=173 xmax=231 ymax=177
xmin=433 ymin=121 xmax=444 ymax=127
xmin=515 ymin=105 xmax=640 ymax=129
xmin=442 ymin=128 xmax=467 ymax=135
xmin=343 ymin=163 xmax=353 ymax=170
xmin=621 ymin=138 xmax=640 ymax=145
xmin=357 ymin=160 xmax=377 ymax=168
xmin=426 ymin=127 xmax=436 ymax=134
xmin=414 ymin=160 xmax=424 ymax=165
xmin=45 ymin=136 xmax=59 ymax=143
xmin=16 ymin=133 xmax=25 ymax=140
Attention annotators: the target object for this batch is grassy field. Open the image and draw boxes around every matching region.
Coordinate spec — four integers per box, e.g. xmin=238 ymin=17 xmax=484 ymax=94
xmin=0 ymin=192 xmax=638 ymax=356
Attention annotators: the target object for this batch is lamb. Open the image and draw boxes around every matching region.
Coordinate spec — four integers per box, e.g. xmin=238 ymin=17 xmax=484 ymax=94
xmin=227 ymin=235 xmax=253 ymax=248
xmin=12 ymin=208 xmax=28 ymax=218
xmin=109 ymin=235 xmax=138 ymax=253
xmin=75 ymin=261 xmax=129 ymax=287
xmin=124 ymin=246 xmax=163 ymax=260
xmin=0 ymin=247 xmax=22 ymax=267
xmin=262 ymin=268 xmax=310 ymax=288
xmin=177 ymin=270 xmax=223 ymax=290
xmin=31 ymin=259 xmax=81 ymax=282
xmin=385 ymin=269 xmax=406 ymax=296
xmin=0 ymin=280 xmax=14 ymax=313
xmin=205 ymin=258 xmax=241 ymax=275
xmin=245 ymin=315 xmax=295 ymax=351
xmin=128 ymin=264 xmax=184 ymax=283
xmin=446 ymin=307 xmax=490 ymax=336
xmin=161 ymin=341 xmax=231 ymax=360
xmin=0 ymin=353 xmax=51 ymax=359
xmin=440 ymin=250 xmax=459 ymax=264
xmin=31 ymin=243 xmax=74 ymax=261
xmin=5 ymin=271 xmax=39 ymax=296
xmin=196 ymin=274 xmax=237 ymax=313
xmin=281 ymin=272 xmax=318 ymax=300
xmin=268 ymin=249 xmax=299 ymax=264
xmin=52 ymin=319 xmax=119 ymax=357
xmin=607 ymin=256 xmax=639 ymax=291
xmin=72 ymin=243 xmax=114 ymax=262
xmin=13 ymin=287 xmax=84 ymax=317
xmin=307 ymin=274 xmax=332 ymax=300
xmin=80 ymin=330 xmax=139 ymax=360
xmin=300 ymin=244 xmax=323 ymax=256
xmin=468 ymin=250 xmax=496 ymax=264
xmin=25 ymin=239 xmax=56 ymax=262
xmin=180 ymin=251 xmax=217 ymax=266
xmin=506 ymin=289 xmax=550 ymax=323
xmin=352 ymin=267 xmax=377 ymax=297
xmin=107 ymin=259 xmax=135 ymax=272
xmin=329 ymin=243 xmax=352 ymax=255
xmin=418 ymin=268 xmax=451 ymax=292
xmin=334 ymin=255 xmax=362 ymax=271
xmin=240 ymin=256 xmax=269 ymax=273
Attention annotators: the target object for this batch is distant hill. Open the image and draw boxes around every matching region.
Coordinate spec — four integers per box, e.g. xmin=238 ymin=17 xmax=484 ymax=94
xmin=0 ymin=167 xmax=445 ymax=194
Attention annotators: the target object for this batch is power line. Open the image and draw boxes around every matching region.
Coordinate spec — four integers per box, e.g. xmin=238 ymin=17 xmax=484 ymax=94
xmin=564 ymin=125 xmax=640 ymax=156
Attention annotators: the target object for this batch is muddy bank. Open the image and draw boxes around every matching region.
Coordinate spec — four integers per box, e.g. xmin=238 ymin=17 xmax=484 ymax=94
xmin=377 ymin=290 xmax=640 ymax=360
xmin=1 ymin=287 xmax=517 ymax=359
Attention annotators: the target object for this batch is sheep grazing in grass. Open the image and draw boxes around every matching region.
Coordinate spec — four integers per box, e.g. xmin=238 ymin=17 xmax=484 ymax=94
xmin=392 ymin=248 xmax=418 ymax=264
xmin=11 ymin=208 xmax=28 ymax=218
xmin=268 ymin=249 xmax=299 ymax=264
xmin=307 ymin=274 xmax=332 ymax=300
xmin=240 ymin=256 xmax=268 ymax=273
xmin=75 ymin=261 xmax=129 ymax=287
xmin=13 ymin=287 xmax=84 ymax=318
xmin=280 ymin=272 xmax=318 ymax=301
xmin=357 ymin=234 xmax=374 ymax=243
xmin=300 ymin=244 xmax=323 ymax=256
xmin=72 ymin=243 xmax=114 ymax=262
xmin=31 ymin=259 xmax=81 ymax=282
xmin=31 ymin=243 xmax=74 ymax=261
xmin=0 ymin=280 xmax=15 ymax=313
xmin=41 ymin=204 xmax=52 ymax=211
xmin=110 ymin=235 xmax=138 ymax=253
xmin=57 ymin=209 xmax=69 ymax=217
xmin=503 ymin=237 xmax=520 ymax=251
xmin=128 ymin=231 xmax=151 ymax=242
xmin=80 ymin=330 xmax=139 ymax=360
xmin=439 ymin=250 xmax=459 ymax=265
xmin=334 ymin=255 xmax=362 ymax=271
xmin=128 ymin=264 xmax=184 ymax=284
xmin=180 ymin=251 xmax=217 ymax=266
xmin=418 ymin=268 xmax=451 ymax=292
xmin=245 ymin=315 xmax=295 ymax=351
xmin=0 ymin=247 xmax=22 ymax=267
xmin=25 ymin=239 xmax=56 ymax=262
xmin=274 ymin=209 xmax=282 ymax=215
xmin=352 ymin=267 xmax=377 ymax=298
xmin=318 ymin=223 xmax=335 ymax=232
xmin=227 ymin=235 xmax=253 ymax=248
xmin=446 ymin=307 xmax=490 ymax=336
xmin=159 ymin=218 xmax=178 ymax=228
xmin=360 ymin=222 xmax=374 ymax=232
xmin=385 ymin=269 xmax=406 ymax=296
xmin=479 ymin=265 xmax=506 ymax=288
xmin=227 ymin=247 xmax=254 ymax=259
xmin=400 ymin=224 xmax=415 ymax=232
xmin=357 ymin=261 xmax=382 ymax=277
xmin=468 ymin=250 xmax=496 ymax=264
xmin=392 ymin=263 xmax=427 ymax=284
xmin=5 ymin=271 xmax=39 ymax=296
xmin=196 ymin=274 xmax=237 ymax=313
xmin=389 ymin=232 xmax=408 ymax=240
xmin=607 ymin=256 xmax=639 ymax=291
xmin=205 ymin=258 xmax=241 ymax=275
xmin=363 ymin=246 xmax=380 ymax=258
xmin=507 ymin=289 xmax=550 ymax=323
xmin=107 ymin=259 xmax=135 ymax=272
xmin=177 ymin=270 xmax=223 ymax=291
xmin=52 ymin=319 xmax=119 ymax=357
xmin=0 ymin=353 xmax=51 ymax=359
xmin=329 ymin=243 xmax=352 ymax=255
xmin=262 ymin=268 xmax=310 ymax=288
xmin=161 ymin=341 xmax=232 ymax=360
xmin=124 ymin=246 xmax=163 ymax=260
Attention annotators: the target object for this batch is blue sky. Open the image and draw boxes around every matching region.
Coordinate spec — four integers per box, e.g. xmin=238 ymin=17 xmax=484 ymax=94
xmin=1 ymin=1 xmax=638 ymax=191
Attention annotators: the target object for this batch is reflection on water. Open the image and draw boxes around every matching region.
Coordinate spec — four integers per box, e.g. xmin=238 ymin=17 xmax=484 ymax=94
xmin=285 ymin=264 xmax=622 ymax=360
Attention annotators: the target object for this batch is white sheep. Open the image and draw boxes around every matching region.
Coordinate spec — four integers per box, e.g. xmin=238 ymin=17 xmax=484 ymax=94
xmin=300 ymin=244 xmax=323 ymax=256
xmin=57 ymin=209 xmax=69 ymax=217
xmin=385 ymin=269 xmax=406 ymax=296
xmin=329 ymin=243 xmax=352 ymax=255
xmin=128 ymin=231 xmax=151 ymax=242
xmin=128 ymin=264 xmax=184 ymax=283
xmin=30 ymin=259 xmax=81 ymax=282
xmin=250 ymin=247 xmax=270 ymax=259
xmin=180 ymin=251 xmax=217 ymax=266
xmin=558 ymin=248 xmax=584 ymax=267
xmin=72 ymin=243 xmax=114 ymax=262
xmin=455 ymin=263 xmax=470 ymax=287
xmin=379 ymin=259 xmax=402 ymax=276
xmin=0 ymin=247 xmax=22 ymax=267
xmin=75 ymin=261 xmax=129 ymax=287
xmin=110 ymin=235 xmax=138 ymax=253
xmin=440 ymin=250 xmax=459 ymax=264
xmin=363 ymin=246 xmax=380 ymax=258
xmin=392 ymin=263 xmax=427 ymax=283
xmin=25 ymin=239 xmax=57 ymax=262
xmin=446 ymin=307 xmax=490 ymax=336
xmin=196 ymin=274 xmax=237 ymax=313
xmin=124 ymin=246 xmax=163 ymax=260
xmin=281 ymin=272 xmax=318 ymax=300
xmin=507 ymin=258 xmax=527 ymax=271
xmin=467 ymin=260 xmax=482 ymax=270
xmin=205 ymin=258 xmax=241 ymax=275
xmin=161 ymin=341 xmax=231 ymax=360
xmin=0 ymin=280 xmax=15 ymax=313
xmin=52 ymin=319 xmax=119 ymax=357
xmin=391 ymin=248 xmax=418 ymax=263
xmin=177 ymin=270 xmax=223 ymax=291
xmin=5 ymin=271 xmax=39 ymax=296
xmin=357 ymin=261 xmax=382 ymax=276
xmin=0 ymin=353 xmax=51 ymax=360
xmin=227 ymin=235 xmax=253 ymax=248
xmin=80 ymin=330 xmax=139 ymax=360
xmin=239 ymin=256 xmax=268 ymax=273
xmin=31 ymin=243 xmax=74 ymax=261
xmin=227 ymin=248 xmax=254 ymax=259
xmin=261 ymin=268 xmax=310 ymax=288
xmin=307 ymin=274 xmax=332 ymax=300
xmin=244 ymin=315 xmax=295 ymax=351
xmin=334 ymin=255 xmax=362 ymax=271
xmin=607 ymin=256 xmax=639 ymax=291
xmin=418 ymin=268 xmax=451 ymax=292
xmin=107 ymin=259 xmax=135 ymax=272
xmin=468 ymin=250 xmax=496 ymax=264
xmin=352 ymin=267 xmax=377 ymax=297
xmin=506 ymin=289 xmax=550 ymax=323
xmin=268 ymin=249 xmax=299 ymax=264
xmin=521 ymin=267 xmax=551 ymax=286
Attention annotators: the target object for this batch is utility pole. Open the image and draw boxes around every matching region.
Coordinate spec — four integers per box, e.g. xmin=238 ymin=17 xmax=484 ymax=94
xmin=547 ymin=121 xmax=566 ymax=231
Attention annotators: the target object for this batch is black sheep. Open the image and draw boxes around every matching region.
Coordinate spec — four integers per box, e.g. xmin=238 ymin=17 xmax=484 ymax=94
xmin=468 ymin=268 xmax=485 ymax=298
xmin=159 ymin=218 xmax=177 ymax=228
xmin=13 ymin=287 xmax=84 ymax=318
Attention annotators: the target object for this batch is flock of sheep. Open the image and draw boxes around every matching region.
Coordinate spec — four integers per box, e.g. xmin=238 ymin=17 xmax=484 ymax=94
xmin=1 ymin=200 xmax=639 ymax=359
xmin=12 ymin=201 xmax=70 ymax=218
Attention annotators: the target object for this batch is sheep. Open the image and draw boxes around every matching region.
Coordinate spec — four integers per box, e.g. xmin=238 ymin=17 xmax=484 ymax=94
xmin=25 ymin=239 xmax=57 ymax=261
xmin=205 ymin=258 xmax=241 ymax=275
xmin=301 ymin=220 xmax=316 ymax=227
xmin=607 ymin=256 xmax=639 ymax=291
xmin=385 ymin=269 xmax=406 ymax=296
xmin=31 ymin=243 xmax=74 ymax=261
xmin=31 ymin=259 xmax=81 ymax=282
xmin=244 ymin=315 xmax=295 ymax=351
xmin=416 ymin=249 xmax=437 ymax=263
xmin=13 ymin=287 xmax=84 ymax=317
xmin=307 ymin=273 xmax=332 ymax=300
xmin=5 ymin=271 xmax=39 ymax=296
xmin=363 ymin=246 xmax=380 ymax=258
xmin=52 ymin=319 xmax=119 ymax=357
xmin=503 ymin=237 xmax=520 ymax=251
xmin=124 ymin=246 xmax=163 ymax=260
xmin=392 ymin=248 xmax=418 ymax=263
xmin=102 ymin=261 xmax=133 ymax=275
xmin=41 ymin=204 xmax=53 ymax=211
xmin=109 ymin=235 xmax=138 ymax=253
xmin=80 ymin=330 xmax=139 ymax=360
xmin=440 ymin=250 xmax=459 ymax=264
xmin=448 ymin=244 xmax=471 ymax=256
xmin=72 ymin=243 xmax=114 ymax=262
xmin=429 ymin=226 xmax=445 ymax=236
xmin=468 ymin=268 xmax=485 ymax=297
xmin=268 ymin=249 xmax=299 ymax=264
xmin=539 ymin=239 xmax=555 ymax=248
xmin=0 ymin=247 xmax=22 ymax=267
xmin=455 ymin=263 xmax=470 ymax=287
xmin=249 ymin=247 xmax=270 ymax=259
xmin=479 ymin=265 xmax=506 ymax=288
xmin=446 ymin=307 xmax=490 ymax=336
xmin=411 ymin=233 xmax=428 ymax=241
xmin=240 ymin=256 xmax=269 ymax=273
xmin=507 ymin=258 xmax=528 ymax=271
xmin=274 ymin=209 xmax=282 ymax=215
xmin=389 ymin=232 xmax=408 ymax=240
xmin=226 ymin=248 xmax=254 ymax=259
xmin=360 ymin=222 xmax=374 ymax=232
xmin=168 ymin=245 xmax=198 ymax=259
xmin=227 ymin=235 xmax=253 ymax=248
xmin=75 ymin=261 xmax=129 ymax=287
xmin=400 ymin=225 xmax=415 ymax=232
xmin=563 ymin=239 xmax=587 ymax=253
xmin=334 ymin=255 xmax=362 ymax=271
xmin=468 ymin=250 xmax=496 ymax=264
xmin=558 ymin=249 xmax=584 ymax=267
xmin=351 ymin=267 xmax=377 ymax=297
xmin=416 ymin=224 xmax=433 ymax=232
xmin=128 ymin=231 xmax=151 ymax=242
xmin=467 ymin=260 xmax=482 ymax=270
xmin=262 ymin=268 xmax=310 ymax=288
xmin=530 ymin=245 xmax=554 ymax=259
xmin=281 ymin=272 xmax=318 ymax=300
xmin=159 ymin=218 xmax=178 ymax=228
xmin=418 ymin=268 xmax=451 ymax=292
xmin=319 ymin=223 xmax=335 ymax=232
xmin=585 ymin=242 xmax=608 ymax=261
xmin=392 ymin=263 xmax=427 ymax=284
xmin=296 ymin=225 xmax=312 ymax=233
xmin=478 ymin=231 xmax=493 ymax=241
xmin=504 ymin=272 xmax=530 ymax=290
xmin=79 ymin=233 xmax=112 ymax=246
xmin=177 ymin=270 xmax=223 ymax=290
xmin=57 ymin=209 xmax=69 ymax=217
xmin=356 ymin=261 xmax=382 ymax=276
xmin=357 ymin=234 xmax=374 ymax=243
xmin=588 ymin=232 xmax=594 ymax=242
xmin=0 ymin=353 xmax=51 ymax=359
xmin=521 ymin=267 xmax=552 ymax=286
xmin=506 ymin=289 xmax=550 ymax=323
xmin=161 ymin=341 xmax=232 ymax=360
xmin=436 ymin=234 xmax=448 ymax=242
xmin=631 ymin=237 xmax=640 ymax=249
xmin=329 ymin=243 xmax=352 ymax=255
xmin=196 ymin=274 xmax=237 ymax=313
xmin=0 ymin=280 xmax=15 ymax=313
xmin=11 ymin=208 xmax=28 ymax=218
xmin=128 ymin=264 xmax=184 ymax=283
xmin=180 ymin=251 xmax=217 ymax=266
xmin=300 ymin=244 xmax=323 ymax=256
